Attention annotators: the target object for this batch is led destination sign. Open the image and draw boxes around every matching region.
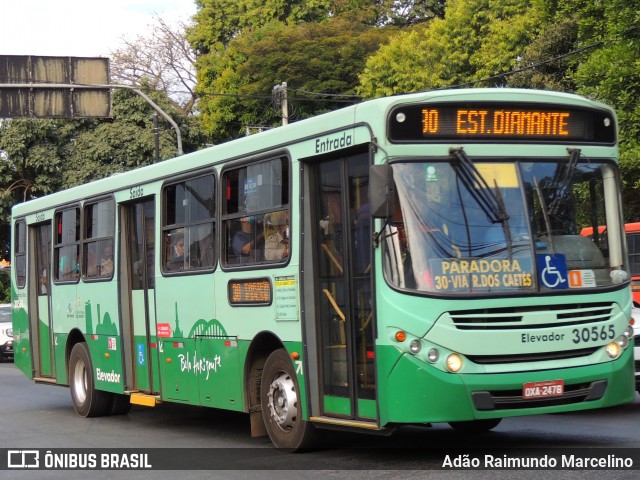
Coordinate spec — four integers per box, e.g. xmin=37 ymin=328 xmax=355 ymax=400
xmin=388 ymin=102 xmax=616 ymax=144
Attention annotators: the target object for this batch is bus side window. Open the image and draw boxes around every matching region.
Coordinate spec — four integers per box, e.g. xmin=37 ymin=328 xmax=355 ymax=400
xmin=162 ymin=173 xmax=215 ymax=273
xmin=54 ymin=207 xmax=80 ymax=283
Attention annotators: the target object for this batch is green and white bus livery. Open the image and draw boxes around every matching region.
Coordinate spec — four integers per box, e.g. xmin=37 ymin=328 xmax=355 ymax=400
xmin=11 ymin=89 xmax=636 ymax=450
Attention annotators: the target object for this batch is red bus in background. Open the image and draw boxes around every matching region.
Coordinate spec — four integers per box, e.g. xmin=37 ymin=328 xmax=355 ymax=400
xmin=582 ymin=222 xmax=640 ymax=306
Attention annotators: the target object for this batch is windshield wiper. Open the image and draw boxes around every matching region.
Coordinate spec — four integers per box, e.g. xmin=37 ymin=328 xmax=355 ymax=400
xmin=449 ymin=147 xmax=512 ymax=257
xmin=547 ymin=148 xmax=580 ymax=215
xmin=449 ymin=148 xmax=510 ymax=224
xmin=533 ymin=175 xmax=556 ymax=255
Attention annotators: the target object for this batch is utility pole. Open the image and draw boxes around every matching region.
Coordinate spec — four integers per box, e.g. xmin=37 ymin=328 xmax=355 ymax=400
xmin=272 ymin=82 xmax=288 ymax=126
xmin=153 ymin=112 xmax=160 ymax=163
xmin=281 ymin=82 xmax=288 ymax=126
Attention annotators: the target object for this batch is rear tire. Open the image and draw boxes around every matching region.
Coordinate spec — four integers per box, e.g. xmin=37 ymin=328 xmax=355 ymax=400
xmin=449 ymin=418 xmax=502 ymax=433
xmin=68 ymin=342 xmax=112 ymax=417
xmin=261 ymin=349 xmax=317 ymax=451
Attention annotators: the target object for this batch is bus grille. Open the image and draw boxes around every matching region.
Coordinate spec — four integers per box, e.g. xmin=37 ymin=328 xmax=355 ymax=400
xmin=466 ymin=347 xmax=598 ymax=364
xmin=472 ymin=380 xmax=607 ymax=411
xmin=450 ymin=302 xmax=614 ymax=330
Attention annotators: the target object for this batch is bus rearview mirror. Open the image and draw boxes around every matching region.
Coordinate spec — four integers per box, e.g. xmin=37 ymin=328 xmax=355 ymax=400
xmin=370 ymin=164 xmax=394 ymax=219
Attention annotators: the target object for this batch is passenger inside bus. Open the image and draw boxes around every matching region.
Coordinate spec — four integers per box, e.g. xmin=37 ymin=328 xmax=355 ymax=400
xmin=264 ymin=210 xmax=289 ymax=261
xmin=232 ymin=216 xmax=263 ymax=263
xmin=99 ymin=243 xmax=114 ymax=276
xmin=166 ymin=232 xmax=185 ymax=271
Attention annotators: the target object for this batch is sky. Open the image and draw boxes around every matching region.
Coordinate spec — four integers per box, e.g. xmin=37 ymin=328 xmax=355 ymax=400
xmin=2 ymin=0 xmax=198 ymax=58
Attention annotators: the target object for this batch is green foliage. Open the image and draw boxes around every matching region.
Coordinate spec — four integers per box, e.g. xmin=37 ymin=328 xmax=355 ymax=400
xmin=357 ymin=0 xmax=542 ymax=97
xmin=507 ymin=17 xmax=580 ymax=91
xmin=189 ymin=0 xmax=438 ymax=141
xmin=515 ymin=0 xmax=640 ymax=220
xmin=569 ymin=1 xmax=640 ymax=220
xmin=196 ymin=13 xmax=397 ymax=142
xmin=62 ymin=89 xmax=196 ymax=186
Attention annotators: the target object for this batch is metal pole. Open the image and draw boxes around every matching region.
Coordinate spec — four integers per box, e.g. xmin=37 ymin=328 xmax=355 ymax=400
xmin=281 ymin=82 xmax=288 ymax=126
xmin=153 ymin=112 xmax=160 ymax=163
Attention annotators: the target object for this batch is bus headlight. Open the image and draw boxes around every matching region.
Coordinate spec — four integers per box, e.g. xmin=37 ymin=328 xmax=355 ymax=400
xmin=409 ymin=340 xmax=422 ymax=354
xmin=446 ymin=353 xmax=463 ymax=372
xmin=623 ymin=325 xmax=634 ymax=338
xmin=605 ymin=341 xmax=621 ymax=359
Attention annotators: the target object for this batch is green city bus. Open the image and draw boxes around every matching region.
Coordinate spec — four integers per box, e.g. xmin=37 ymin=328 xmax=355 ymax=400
xmin=11 ymin=88 xmax=636 ymax=451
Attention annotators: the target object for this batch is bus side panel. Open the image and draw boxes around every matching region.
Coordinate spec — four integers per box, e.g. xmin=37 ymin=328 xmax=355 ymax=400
xmin=196 ymin=336 xmax=244 ymax=411
xmin=53 ymin=332 xmax=69 ymax=385
xmin=155 ymin=274 xmax=216 ymax=404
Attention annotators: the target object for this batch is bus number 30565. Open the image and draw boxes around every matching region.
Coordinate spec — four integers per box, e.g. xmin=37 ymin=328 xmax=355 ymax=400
xmin=571 ymin=325 xmax=615 ymax=344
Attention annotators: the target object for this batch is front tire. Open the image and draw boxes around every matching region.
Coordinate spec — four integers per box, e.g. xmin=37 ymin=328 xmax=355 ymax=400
xmin=68 ymin=342 xmax=112 ymax=417
xmin=261 ymin=349 xmax=316 ymax=451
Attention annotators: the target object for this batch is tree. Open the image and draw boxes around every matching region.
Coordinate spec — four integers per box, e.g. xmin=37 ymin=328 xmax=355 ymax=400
xmin=189 ymin=0 xmax=436 ymax=141
xmin=0 ymin=118 xmax=74 ymax=208
xmin=566 ymin=0 xmax=640 ymax=220
xmin=110 ymin=15 xmax=198 ymax=115
xmin=357 ymin=0 xmax=544 ymax=97
xmin=508 ymin=0 xmax=640 ymax=220
xmin=197 ymin=14 xmax=397 ymax=141
xmin=62 ymin=89 xmax=204 ymax=187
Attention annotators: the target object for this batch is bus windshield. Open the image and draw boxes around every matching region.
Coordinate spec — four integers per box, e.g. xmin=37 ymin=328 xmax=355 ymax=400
xmin=384 ymin=156 xmax=628 ymax=294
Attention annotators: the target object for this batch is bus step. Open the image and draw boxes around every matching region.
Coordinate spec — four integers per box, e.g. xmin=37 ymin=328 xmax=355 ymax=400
xmin=33 ymin=377 xmax=57 ymax=384
xmin=129 ymin=393 xmax=161 ymax=407
xmin=309 ymin=416 xmax=387 ymax=433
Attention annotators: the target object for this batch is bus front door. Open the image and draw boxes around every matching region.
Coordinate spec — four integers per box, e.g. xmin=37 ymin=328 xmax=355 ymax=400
xmin=310 ymin=153 xmax=376 ymax=421
xmin=31 ymin=222 xmax=54 ymax=379
xmin=120 ymin=199 xmax=158 ymax=393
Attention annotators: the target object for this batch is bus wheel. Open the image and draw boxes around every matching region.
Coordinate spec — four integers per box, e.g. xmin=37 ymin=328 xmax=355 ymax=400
xmin=261 ymin=349 xmax=316 ymax=452
xmin=68 ymin=342 xmax=112 ymax=417
xmin=449 ymin=418 xmax=502 ymax=433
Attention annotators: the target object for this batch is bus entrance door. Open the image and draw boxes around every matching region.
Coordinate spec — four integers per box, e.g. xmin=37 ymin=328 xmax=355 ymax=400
xmin=31 ymin=222 xmax=54 ymax=379
xmin=310 ymin=153 xmax=376 ymax=422
xmin=120 ymin=199 xmax=159 ymax=394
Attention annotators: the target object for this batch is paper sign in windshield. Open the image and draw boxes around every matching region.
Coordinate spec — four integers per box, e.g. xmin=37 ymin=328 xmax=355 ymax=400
xmin=430 ymin=258 xmax=534 ymax=291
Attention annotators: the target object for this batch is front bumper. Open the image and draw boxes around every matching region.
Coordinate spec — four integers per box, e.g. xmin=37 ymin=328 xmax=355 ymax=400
xmin=379 ymin=345 xmax=635 ymax=425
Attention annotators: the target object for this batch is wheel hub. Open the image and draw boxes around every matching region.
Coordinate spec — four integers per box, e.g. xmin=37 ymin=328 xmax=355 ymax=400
xmin=267 ymin=372 xmax=298 ymax=431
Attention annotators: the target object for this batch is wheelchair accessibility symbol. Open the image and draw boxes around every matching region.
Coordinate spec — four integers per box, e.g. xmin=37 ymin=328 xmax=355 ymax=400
xmin=137 ymin=344 xmax=145 ymax=366
xmin=536 ymin=254 xmax=568 ymax=289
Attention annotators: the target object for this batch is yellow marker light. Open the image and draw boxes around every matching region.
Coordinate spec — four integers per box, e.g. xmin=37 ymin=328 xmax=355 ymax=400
xmin=291 ymin=351 xmax=300 ymax=360
xmin=605 ymin=342 xmax=621 ymax=359
xmin=166 ymin=358 xmax=172 ymax=363
xmin=104 ymin=353 xmax=110 ymax=358
xmin=395 ymin=331 xmax=407 ymax=342
xmin=446 ymin=353 xmax=463 ymax=372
